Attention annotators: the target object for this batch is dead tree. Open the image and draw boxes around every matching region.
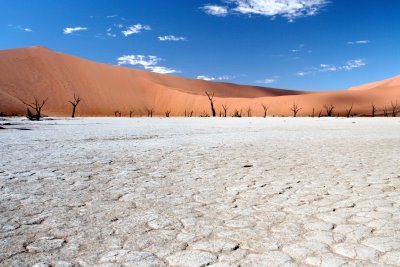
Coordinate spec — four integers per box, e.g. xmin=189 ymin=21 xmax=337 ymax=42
xmin=371 ymin=103 xmax=376 ymax=117
xmin=200 ymin=111 xmax=209 ymax=117
xmin=311 ymin=108 xmax=315 ymax=118
xmin=22 ymin=97 xmax=48 ymax=120
xmin=383 ymin=105 xmax=389 ymax=117
xmin=246 ymin=107 xmax=252 ymax=117
xmin=318 ymin=110 xmax=322 ymax=118
xmin=290 ymin=103 xmax=302 ymax=117
xmin=221 ymin=104 xmax=228 ymax=117
xmin=165 ymin=110 xmax=171 ymax=117
xmin=345 ymin=103 xmax=354 ymax=118
xmin=324 ymin=104 xmax=335 ymax=117
xmin=147 ymin=108 xmax=154 ymax=117
xmin=261 ymin=104 xmax=269 ymax=118
xmin=391 ymin=101 xmax=398 ymax=117
xmin=129 ymin=110 xmax=135 ymax=117
xmin=68 ymin=94 xmax=81 ymax=118
xmin=205 ymin=91 xmax=216 ymax=117
xmin=232 ymin=109 xmax=242 ymax=117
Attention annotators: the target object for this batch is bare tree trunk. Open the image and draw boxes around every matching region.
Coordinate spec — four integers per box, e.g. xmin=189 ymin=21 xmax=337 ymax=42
xmin=205 ymin=91 xmax=216 ymax=117
xmin=371 ymin=104 xmax=376 ymax=117
xmin=290 ymin=103 xmax=302 ymax=117
xmin=247 ymin=107 xmax=252 ymax=117
xmin=391 ymin=101 xmax=398 ymax=117
xmin=345 ymin=104 xmax=353 ymax=118
xmin=69 ymin=94 xmax=81 ymax=118
xmin=222 ymin=104 xmax=228 ymax=117
xmin=261 ymin=104 xmax=269 ymax=118
xmin=324 ymin=104 xmax=335 ymax=117
xmin=22 ymin=97 xmax=48 ymax=120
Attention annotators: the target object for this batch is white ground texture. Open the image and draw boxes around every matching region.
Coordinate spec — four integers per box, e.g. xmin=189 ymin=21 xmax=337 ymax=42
xmin=1 ymin=117 xmax=400 ymax=267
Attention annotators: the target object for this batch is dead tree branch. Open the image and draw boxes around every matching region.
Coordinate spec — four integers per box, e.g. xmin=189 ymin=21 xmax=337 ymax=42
xmin=205 ymin=91 xmax=216 ymax=117
xmin=22 ymin=97 xmax=48 ymax=120
xmin=290 ymin=103 xmax=302 ymax=117
xmin=222 ymin=104 xmax=228 ymax=117
xmin=68 ymin=94 xmax=81 ymax=118
xmin=261 ymin=104 xmax=269 ymax=118
xmin=345 ymin=103 xmax=354 ymax=118
xmin=324 ymin=104 xmax=335 ymax=117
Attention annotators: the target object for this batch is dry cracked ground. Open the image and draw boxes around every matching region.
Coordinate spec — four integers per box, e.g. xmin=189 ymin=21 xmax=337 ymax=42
xmin=1 ymin=117 xmax=400 ymax=267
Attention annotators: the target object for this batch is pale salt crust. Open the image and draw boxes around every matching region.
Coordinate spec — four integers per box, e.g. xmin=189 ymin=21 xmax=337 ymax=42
xmin=0 ymin=117 xmax=400 ymax=267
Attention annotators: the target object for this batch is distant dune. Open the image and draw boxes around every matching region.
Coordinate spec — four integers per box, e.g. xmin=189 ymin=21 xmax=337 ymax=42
xmin=0 ymin=46 xmax=399 ymax=117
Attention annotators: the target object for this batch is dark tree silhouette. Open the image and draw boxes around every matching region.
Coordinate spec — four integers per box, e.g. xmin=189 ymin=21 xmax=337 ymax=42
xmin=246 ymin=107 xmax=252 ymax=117
xmin=205 ymin=91 xmax=216 ymax=117
xmin=129 ymin=110 xmax=134 ymax=117
xmin=261 ymin=104 xmax=269 ymax=118
xmin=222 ymin=104 xmax=228 ymax=117
xmin=165 ymin=110 xmax=171 ymax=117
xmin=232 ymin=109 xmax=242 ymax=117
xmin=383 ymin=105 xmax=389 ymax=117
xmin=68 ymin=94 xmax=81 ymax=118
xmin=311 ymin=108 xmax=315 ymax=118
xmin=290 ymin=103 xmax=302 ymax=117
xmin=200 ymin=111 xmax=209 ymax=117
xmin=318 ymin=110 xmax=322 ymax=118
xmin=391 ymin=101 xmax=398 ymax=117
xmin=371 ymin=103 xmax=376 ymax=117
xmin=324 ymin=104 xmax=335 ymax=117
xmin=22 ymin=97 xmax=48 ymax=121
xmin=147 ymin=108 xmax=154 ymax=117
xmin=345 ymin=103 xmax=354 ymax=118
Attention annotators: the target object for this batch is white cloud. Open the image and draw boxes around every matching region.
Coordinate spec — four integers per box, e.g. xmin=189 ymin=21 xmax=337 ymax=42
xmin=197 ymin=75 xmax=215 ymax=81
xmin=196 ymin=75 xmax=235 ymax=81
xmin=8 ymin=24 xmax=33 ymax=32
xmin=63 ymin=27 xmax=88 ymax=34
xmin=202 ymin=5 xmax=229 ymax=16
xmin=202 ymin=0 xmax=329 ymax=21
xmin=117 ymin=55 xmax=179 ymax=74
xmin=158 ymin=35 xmax=186 ymax=41
xmin=106 ymin=28 xmax=116 ymax=37
xmin=121 ymin=24 xmax=151 ymax=37
xmin=296 ymin=71 xmax=311 ymax=76
xmin=106 ymin=14 xmax=118 ymax=18
xmin=256 ymin=78 xmax=278 ymax=84
xmin=297 ymin=59 xmax=366 ymax=76
xmin=348 ymin=40 xmax=370 ymax=45
xmin=341 ymin=59 xmax=366 ymax=70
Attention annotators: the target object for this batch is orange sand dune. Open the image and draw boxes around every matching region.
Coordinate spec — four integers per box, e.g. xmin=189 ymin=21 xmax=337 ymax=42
xmin=0 ymin=46 xmax=399 ymax=117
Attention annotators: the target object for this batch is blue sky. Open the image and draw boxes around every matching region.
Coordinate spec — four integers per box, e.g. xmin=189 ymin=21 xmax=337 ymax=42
xmin=0 ymin=0 xmax=399 ymax=91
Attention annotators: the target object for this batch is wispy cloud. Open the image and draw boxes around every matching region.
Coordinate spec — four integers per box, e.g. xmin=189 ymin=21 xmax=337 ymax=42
xmin=158 ymin=35 xmax=186 ymax=41
xmin=201 ymin=0 xmax=329 ymax=21
xmin=297 ymin=58 xmax=366 ymax=76
xmin=196 ymin=75 xmax=235 ymax=81
xmin=121 ymin=24 xmax=151 ymax=37
xmin=117 ymin=55 xmax=180 ymax=74
xmin=106 ymin=14 xmax=118 ymax=18
xmin=106 ymin=28 xmax=116 ymax=38
xmin=8 ymin=24 xmax=33 ymax=32
xmin=202 ymin=5 xmax=229 ymax=16
xmin=348 ymin=40 xmax=370 ymax=45
xmin=63 ymin=27 xmax=88 ymax=34
xmin=256 ymin=78 xmax=278 ymax=84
